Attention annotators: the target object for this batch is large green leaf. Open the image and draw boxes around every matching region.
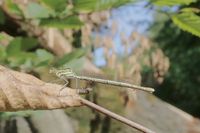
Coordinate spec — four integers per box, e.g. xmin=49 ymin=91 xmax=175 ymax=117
xmin=73 ymin=0 xmax=134 ymax=12
xmin=6 ymin=37 xmax=38 ymax=55
xmin=55 ymin=48 xmax=86 ymax=67
xmin=7 ymin=52 xmax=36 ymax=68
xmin=6 ymin=37 xmax=22 ymax=56
xmin=6 ymin=37 xmax=39 ymax=68
xmin=172 ymin=10 xmax=200 ymax=38
xmin=5 ymin=0 xmax=23 ymax=16
xmin=25 ymin=2 xmax=50 ymax=19
xmin=35 ymin=49 xmax=54 ymax=67
xmin=21 ymin=37 xmax=38 ymax=51
xmin=39 ymin=0 xmax=67 ymax=12
xmin=150 ymin=0 xmax=197 ymax=6
xmin=40 ymin=16 xmax=83 ymax=29
xmin=62 ymin=57 xmax=85 ymax=72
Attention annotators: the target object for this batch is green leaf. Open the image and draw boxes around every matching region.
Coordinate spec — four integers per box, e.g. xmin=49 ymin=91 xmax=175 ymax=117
xmin=0 ymin=9 xmax=5 ymax=25
xmin=40 ymin=16 xmax=83 ymax=29
xmin=73 ymin=0 xmax=98 ymax=12
xmin=181 ymin=8 xmax=200 ymax=13
xmin=5 ymin=0 xmax=23 ymax=16
xmin=55 ymin=48 xmax=86 ymax=67
xmin=73 ymin=0 xmax=134 ymax=12
xmin=7 ymin=52 xmax=36 ymax=68
xmin=6 ymin=37 xmax=22 ymax=56
xmin=62 ymin=57 xmax=85 ymax=72
xmin=150 ymin=0 xmax=197 ymax=6
xmin=6 ymin=37 xmax=38 ymax=56
xmin=172 ymin=11 xmax=200 ymax=38
xmin=25 ymin=2 xmax=50 ymax=19
xmin=0 ymin=45 xmax=6 ymax=61
xmin=35 ymin=49 xmax=54 ymax=67
xmin=6 ymin=37 xmax=37 ymax=68
xmin=39 ymin=0 xmax=67 ymax=12
xmin=21 ymin=37 xmax=38 ymax=51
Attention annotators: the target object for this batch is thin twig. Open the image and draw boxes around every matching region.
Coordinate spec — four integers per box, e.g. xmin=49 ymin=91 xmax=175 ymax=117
xmin=79 ymin=97 xmax=155 ymax=133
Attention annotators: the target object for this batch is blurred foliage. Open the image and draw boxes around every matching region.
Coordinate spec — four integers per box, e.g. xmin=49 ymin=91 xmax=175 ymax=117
xmin=150 ymin=0 xmax=197 ymax=6
xmin=0 ymin=35 xmax=86 ymax=72
xmin=150 ymin=1 xmax=200 ymax=117
xmin=0 ymin=1 xmax=136 ymax=130
xmin=149 ymin=0 xmax=200 ymax=38
xmin=172 ymin=8 xmax=200 ymax=37
xmin=40 ymin=16 xmax=84 ymax=29
xmin=0 ymin=0 xmax=139 ymax=74
xmin=73 ymin=0 xmax=135 ymax=12
xmin=1 ymin=0 xmax=200 ymax=132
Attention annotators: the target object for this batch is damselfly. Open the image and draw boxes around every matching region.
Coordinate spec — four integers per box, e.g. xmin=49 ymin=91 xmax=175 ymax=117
xmin=50 ymin=68 xmax=154 ymax=93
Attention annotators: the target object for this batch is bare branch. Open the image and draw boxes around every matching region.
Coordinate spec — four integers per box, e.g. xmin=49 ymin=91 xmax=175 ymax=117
xmin=80 ymin=98 xmax=155 ymax=133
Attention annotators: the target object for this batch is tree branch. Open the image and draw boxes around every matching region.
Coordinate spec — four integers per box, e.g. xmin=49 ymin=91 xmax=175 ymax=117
xmin=80 ymin=98 xmax=155 ymax=133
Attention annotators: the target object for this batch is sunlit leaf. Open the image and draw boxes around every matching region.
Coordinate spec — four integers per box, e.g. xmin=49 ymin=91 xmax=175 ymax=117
xmin=5 ymin=0 xmax=23 ymax=16
xmin=40 ymin=16 xmax=83 ymax=29
xmin=62 ymin=57 xmax=85 ymax=72
xmin=55 ymin=48 xmax=86 ymax=67
xmin=25 ymin=2 xmax=50 ymax=19
xmin=39 ymin=0 xmax=67 ymax=12
xmin=181 ymin=8 xmax=200 ymax=13
xmin=150 ymin=0 xmax=197 ymax=6
xmin=172 ymin=10 xmax=200 ymax=38
xmin=73 ymin=0 xmax=134 ymax=12
xmin=35 ymin=49 xmax=54 ymax=67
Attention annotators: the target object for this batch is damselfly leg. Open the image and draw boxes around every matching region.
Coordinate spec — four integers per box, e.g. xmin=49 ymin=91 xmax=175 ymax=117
xmin=58 ymin=76 xmax=69 ymax=95
xmin=52 ymin=71 xmax=91 ymax=95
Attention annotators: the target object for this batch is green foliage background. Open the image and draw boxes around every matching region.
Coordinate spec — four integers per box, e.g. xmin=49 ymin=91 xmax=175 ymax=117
xmin=146 ymin=1 xmax=200 ymax=117
xmin=1 ymin=0 xmax=200 ymax=132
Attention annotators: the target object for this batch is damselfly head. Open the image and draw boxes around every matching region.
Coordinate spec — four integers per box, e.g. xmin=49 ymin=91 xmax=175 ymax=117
xmin=49 ymin=67 xmax=57 ymax=74
xmin=50 ymin=67 xmax=76 ymax=78
xmin=62 ymin=68 xmax=73 ymax=73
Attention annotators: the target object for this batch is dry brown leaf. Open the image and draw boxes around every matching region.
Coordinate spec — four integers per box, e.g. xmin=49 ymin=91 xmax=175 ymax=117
xmin=0 ymin=65 xmax=82 ymax=111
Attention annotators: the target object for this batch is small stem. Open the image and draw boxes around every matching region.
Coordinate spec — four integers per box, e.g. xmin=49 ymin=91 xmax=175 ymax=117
xmin=80 ymin=98 xmax=155 ymax=133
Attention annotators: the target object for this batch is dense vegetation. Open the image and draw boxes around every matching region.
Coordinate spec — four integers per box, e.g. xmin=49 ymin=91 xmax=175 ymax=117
xmin=0 ymin=0 xmax=200 ymax=132
xmin=151 ymin=1 xmax=200 ymax=117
